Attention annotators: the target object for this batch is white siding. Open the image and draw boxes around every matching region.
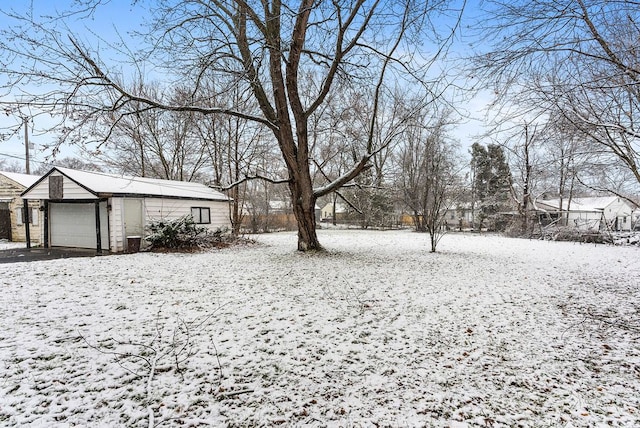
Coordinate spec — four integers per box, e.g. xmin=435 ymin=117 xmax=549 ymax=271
xmin=144 ymin=198 xmax=230 ymax=230
xmin=109 ymin=198 xmax=125 ymax=252
xmin=604 ymin=199 xmax=633 ymax=216
xmin=24 ymin=172 xmax=95 ymax=200
xmin=603 ymin=199 xmax=634 ymax=231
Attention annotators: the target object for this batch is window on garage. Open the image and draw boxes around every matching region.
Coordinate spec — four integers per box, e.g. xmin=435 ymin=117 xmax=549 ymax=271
xmin=191 ymin=207 xmax=211 ymax=224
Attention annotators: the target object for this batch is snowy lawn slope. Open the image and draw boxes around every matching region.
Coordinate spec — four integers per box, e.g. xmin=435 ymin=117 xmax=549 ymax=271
xmin=1 ymin=230 xmax=639 ymax=427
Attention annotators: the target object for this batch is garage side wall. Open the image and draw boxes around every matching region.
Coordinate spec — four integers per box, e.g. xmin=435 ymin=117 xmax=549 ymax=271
xmin=144 ymin=198 xmax=231 ymax=230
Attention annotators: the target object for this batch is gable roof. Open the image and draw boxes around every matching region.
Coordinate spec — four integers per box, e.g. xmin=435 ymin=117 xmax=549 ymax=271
xmin=539 ymin=196 xmax=621 ymax=212
xmin=23 ymin=167 xmax=230 ymax=201
xmin=0 ymin=171 xmax=41 ymax=188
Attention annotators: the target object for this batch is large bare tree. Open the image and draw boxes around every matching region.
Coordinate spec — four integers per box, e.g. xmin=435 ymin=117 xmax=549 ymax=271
xmin=0 ymin=0 xmax=461 ymax=250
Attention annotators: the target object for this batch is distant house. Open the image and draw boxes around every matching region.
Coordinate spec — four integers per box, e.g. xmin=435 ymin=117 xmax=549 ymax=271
xmin=320 ymin=202 xmax=347 ymax=222
xmin=444 ymin=203 xmax=474 ymax=230
xmin=535 ymin=196 xmax=636 ymax=231
xmin=0 ymin=171 xmax=42 ymax=244
xmin=399 ymin=203 xmax=474 ymax=230
xmin=21 ymin=167 xmax=231 ymax=252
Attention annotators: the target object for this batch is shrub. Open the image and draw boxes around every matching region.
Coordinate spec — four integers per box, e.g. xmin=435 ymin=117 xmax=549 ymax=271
xmin=193 ymin=227 xmax=237 ymax=250
xmin=145 ymin=216 xmax=236 ymax=251
xmin=145 ymin=216 xmax=207 ymax=249
xmin=541 ymin=226 xmax=609 ymax=244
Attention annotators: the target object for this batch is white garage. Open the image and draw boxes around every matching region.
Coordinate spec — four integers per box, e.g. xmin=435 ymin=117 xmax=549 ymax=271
xmin=49 ymin=202 xmax=109 ymax=250
xmin=21 ymin=167 xmax=231 ymax=253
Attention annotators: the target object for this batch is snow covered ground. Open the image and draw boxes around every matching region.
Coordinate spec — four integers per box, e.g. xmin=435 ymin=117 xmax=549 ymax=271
xmin=1 ymin=229 xmax=638 ymax=427
xmin=0 ymin=240 xmax=25 ymax=251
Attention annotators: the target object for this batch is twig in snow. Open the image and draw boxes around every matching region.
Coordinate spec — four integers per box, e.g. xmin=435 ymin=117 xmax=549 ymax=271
xmin=220 ymin=389 xmax=254 ymax=399
xmin=210 ymin=339 xmax=224 ymax=384
xmin=79 ymin=303 xmax=228 ymax=427
xmin=560 ymin=315 xmax=589 ymax=340
xmin=585 ymin=309 xmax=640 ymax=334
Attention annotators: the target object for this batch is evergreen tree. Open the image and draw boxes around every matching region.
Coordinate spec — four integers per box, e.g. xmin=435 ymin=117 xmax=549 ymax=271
xmin=470 ymin=143 xmax=512 ymax=229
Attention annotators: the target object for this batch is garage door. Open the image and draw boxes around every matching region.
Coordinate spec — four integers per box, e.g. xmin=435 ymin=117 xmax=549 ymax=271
xmin=50 ymin=202 xmax=109 ymax=250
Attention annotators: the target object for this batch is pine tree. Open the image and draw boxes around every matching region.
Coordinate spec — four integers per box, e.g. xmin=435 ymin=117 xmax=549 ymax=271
xmin=470 ymin=143 xmax=512 ymax=229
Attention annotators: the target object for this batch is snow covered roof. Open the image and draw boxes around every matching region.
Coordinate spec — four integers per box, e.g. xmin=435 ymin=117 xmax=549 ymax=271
xmin=23 ymin=167 xmax=230 ymax=201
xmin=0 ymin=171 xmax=41 ymax=188
xmin=539 ymin=196 xmax=620 ymax=212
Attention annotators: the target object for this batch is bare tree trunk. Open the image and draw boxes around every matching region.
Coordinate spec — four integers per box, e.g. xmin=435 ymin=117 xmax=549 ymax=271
xmin=520 ymin=125 xmax=533 ymax=234
xmin=332 ymin=193 xmax=337 ymax=226
xmin=292 ymin=191 xmax=320 ymax=251
xmin=230 ymin=185 xmax=242 ymax=236
xmin=288 ymin=166 xmax=321 ymax=251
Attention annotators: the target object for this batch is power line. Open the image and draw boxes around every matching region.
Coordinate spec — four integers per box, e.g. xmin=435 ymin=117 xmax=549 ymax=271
xmin=0 ymin=152 xmax=48 ymax=166
xmin=0 ymin=152 xmax=27 ymax=161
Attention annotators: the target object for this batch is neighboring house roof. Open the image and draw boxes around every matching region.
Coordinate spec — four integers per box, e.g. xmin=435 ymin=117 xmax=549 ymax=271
xmin=538 ymin=196 xmax=622 ymax=212
xmin=22 ymin=167 xmax=230 ymax=201
xmin=0 ymin=171 xmax=41 ymax=188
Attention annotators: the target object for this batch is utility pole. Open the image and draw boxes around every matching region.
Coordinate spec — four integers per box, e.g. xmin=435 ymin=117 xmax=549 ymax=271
xmin=23 ymin=116 xmax=30 ymax=174
xmin=22 ymin=116 xmax=31 ymax=248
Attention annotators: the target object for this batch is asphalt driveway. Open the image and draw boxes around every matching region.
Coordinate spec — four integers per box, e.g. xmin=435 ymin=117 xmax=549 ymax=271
xmin=0 ymin=247 xmax=107 ymax=263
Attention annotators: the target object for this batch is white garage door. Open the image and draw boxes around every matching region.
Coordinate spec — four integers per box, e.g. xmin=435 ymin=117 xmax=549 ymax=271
xmin=50 ymin=202 xmax=109 ymax=250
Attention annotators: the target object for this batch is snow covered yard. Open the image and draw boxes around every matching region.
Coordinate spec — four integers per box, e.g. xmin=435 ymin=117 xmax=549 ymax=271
xmin=0 ymin=240 xmax=25 ymax=251
xmin=0 ymin=230 xmax=639 ymax=427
